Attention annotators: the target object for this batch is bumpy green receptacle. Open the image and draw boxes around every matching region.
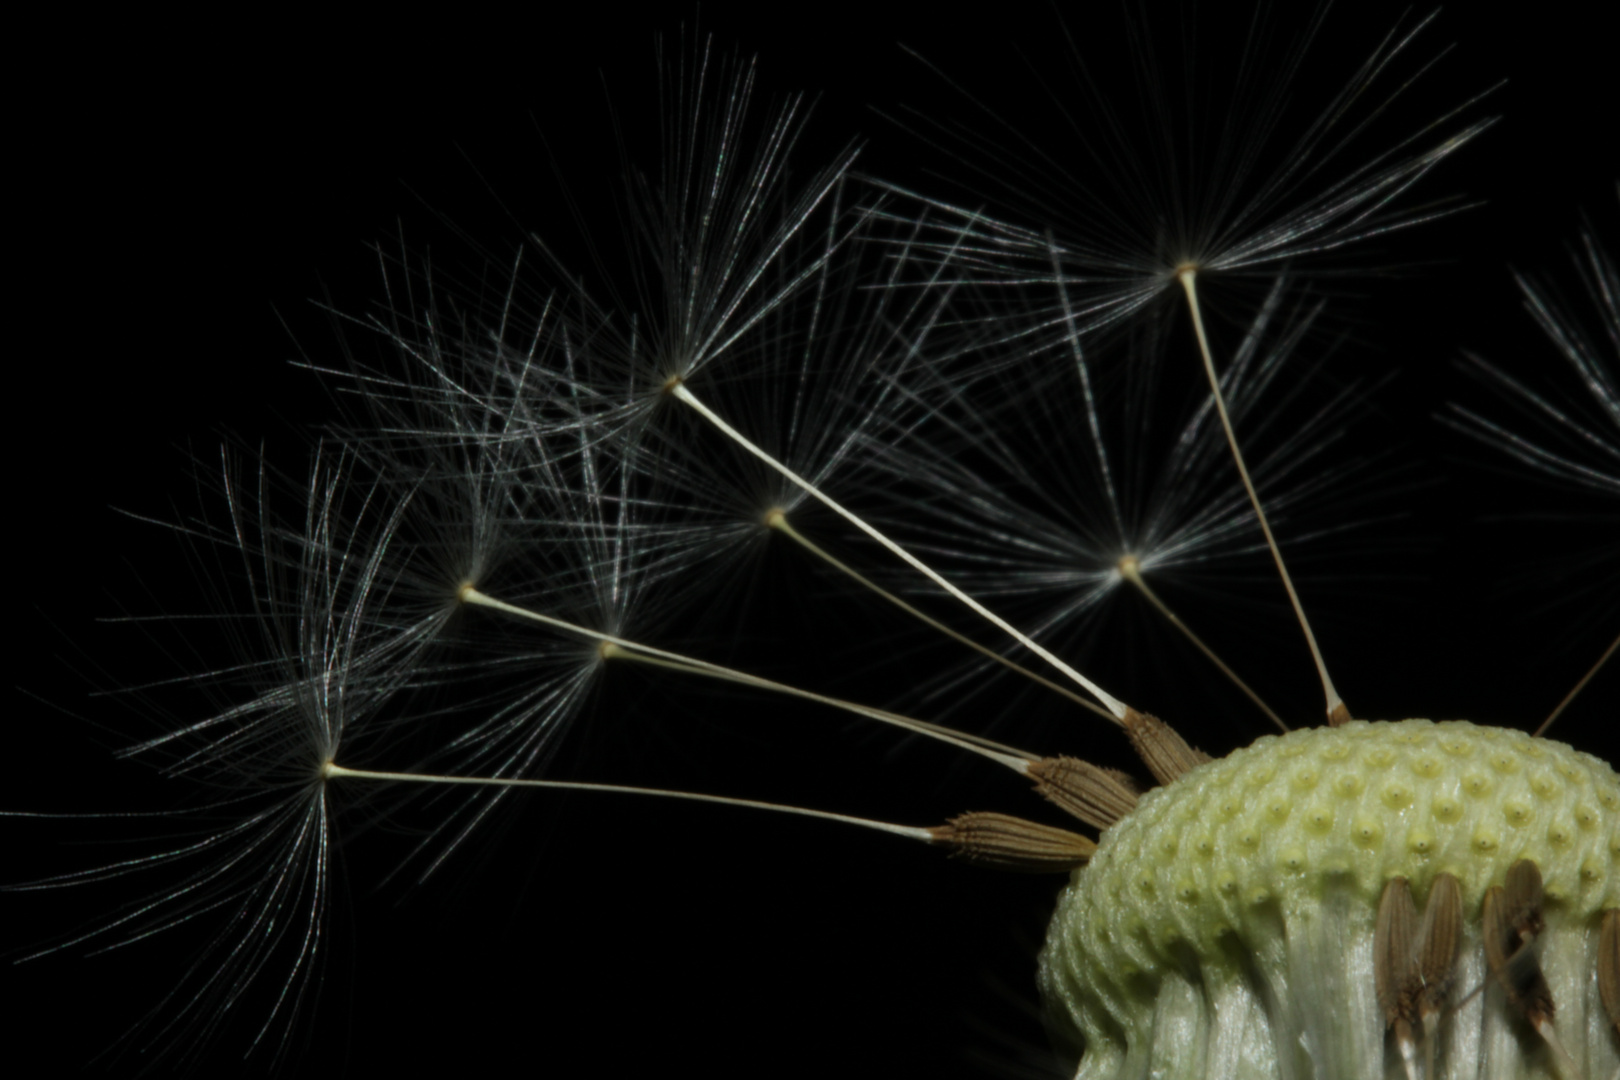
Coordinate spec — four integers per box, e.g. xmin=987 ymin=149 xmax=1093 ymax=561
xmin=1040 ymin=719 xmax=1619 ymax=1080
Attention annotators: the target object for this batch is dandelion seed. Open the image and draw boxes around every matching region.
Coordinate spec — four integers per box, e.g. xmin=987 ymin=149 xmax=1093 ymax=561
xmin=6 ymin=7 xmax=1615 ymax=1079
xmin=5 ymin=448 xmax=421 ymax=1070
xmin=880 ymin=3 xmax=1495 ymax=339
xmin=852 ymin=271 xmax=1373 ymax=732
xmin=1446 ymin=206 xmax=1620 ymax=500
xmin=1443 ymin=201 xmax=1620 ymax=732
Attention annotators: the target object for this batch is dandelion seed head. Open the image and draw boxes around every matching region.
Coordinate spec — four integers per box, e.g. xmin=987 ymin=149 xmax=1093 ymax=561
xmin=6 ymin=6 xmax=1614 ymax=1078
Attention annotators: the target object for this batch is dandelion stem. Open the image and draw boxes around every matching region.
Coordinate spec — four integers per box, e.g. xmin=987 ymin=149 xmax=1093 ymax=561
xmin=320 ymin=763 xmax=938 ymax=843
xmin=1117 ymin=556 xmax=1289 ymax=733
xmin=768 ymin=510 xmax=1113 ymax=720
xmin=668 ymin=381 xmax=1130 ymax=722
xmin=1534 ymin=628 xmax=1619 ymax=737
xmin=458 ymin=586 xmax=1034 ymax=770
xmin=1177 ymin=269 xmax=1349 ymax=726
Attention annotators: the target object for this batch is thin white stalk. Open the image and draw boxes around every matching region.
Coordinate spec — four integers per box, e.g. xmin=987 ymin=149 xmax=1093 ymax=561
xmin=1117 ymin=557 xmax=1289 ymax=733
xmin=1177 ymin=269 xmax=1348 ymax=725
xmin=768 ymin=510 xmax=1114 ymax=721
xmin=321 ymin=763 xmax=937 ymax=843
xmin=667 ymin=381 xmax=1130 ymax=722
xmin=458 ymin=586 xmax=1033 ymax=770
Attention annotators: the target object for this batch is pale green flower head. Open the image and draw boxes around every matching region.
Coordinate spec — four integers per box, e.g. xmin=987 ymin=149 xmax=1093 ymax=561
xmin=1041 ymin=719 xmax=1619 ymax=1080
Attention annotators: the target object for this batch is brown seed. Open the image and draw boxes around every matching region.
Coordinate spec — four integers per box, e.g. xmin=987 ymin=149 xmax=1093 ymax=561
xmin=1375 ymin=873 xmax=1463 ymax=1078
xmin=1501 ymin=859 xmax=1546 ymax=942
xmin=928 ymin=812 xmax=1097 ymax=873
xmin=1098 ymin=766 xmax=1142 ymax=794
xmin=1479 ymin=870 xmax=1585 ymax=1077
xmin=1414 ymin=872 xmax=1462 ymax=1022
xmin=1026 ymin=756 xmax=1140 ymax=830
xmin=1376 ymin=876 xmax=1419 ymax=1027
xmin=1121 ymin=708 xmax=1210 ymax=785
xmin=1482 ymin=861 xmax=1555 ymax=1027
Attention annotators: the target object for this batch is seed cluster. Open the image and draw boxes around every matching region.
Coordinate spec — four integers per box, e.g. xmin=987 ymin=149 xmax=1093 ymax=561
xmin=1040 ymin=720 xmax=1618 ymax=1077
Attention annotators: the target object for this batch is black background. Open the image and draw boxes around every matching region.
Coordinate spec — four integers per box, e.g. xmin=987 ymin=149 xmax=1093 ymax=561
xmin=7 ymin=2 xmax=1614 ymax=1077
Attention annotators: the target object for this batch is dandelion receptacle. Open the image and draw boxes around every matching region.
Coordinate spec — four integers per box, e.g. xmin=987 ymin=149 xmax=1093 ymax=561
xmin=4 ymin=3 xmax=1614 ymax=1077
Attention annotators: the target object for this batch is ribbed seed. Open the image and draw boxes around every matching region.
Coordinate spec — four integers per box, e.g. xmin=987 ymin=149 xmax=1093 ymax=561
xmin=1502 ymin=860 xmax=1547 ymax=943
xmin=1483 ymin=861 xmax=1554 ymax=1026
xmin=1480 ymin=859 xmax=1584 ymax=1076
xmin=930 ymin=812 xmax=1097 ymax=873
xmin=1415 ymin=872 xmax=1462 ymax=1024
xmin=1375 ymin=877 xmax=1420 ymax=1028
xmin=1122 ymin=708 xmax=1211 ymax=785
xmin=1374 ymin=874 xmax=1465 ymax=1080
xmin=1027 ymin=756 xmax=1140 ymax=829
